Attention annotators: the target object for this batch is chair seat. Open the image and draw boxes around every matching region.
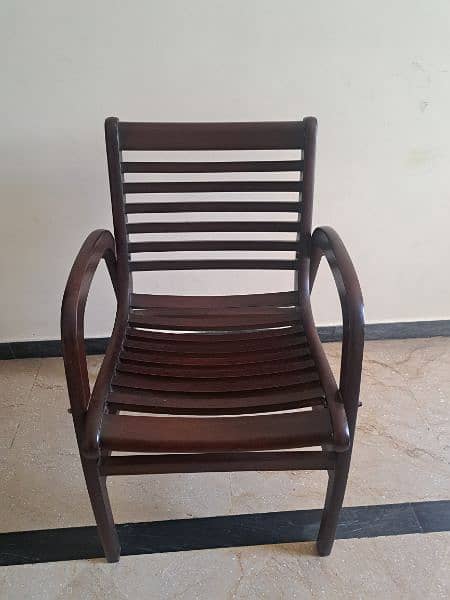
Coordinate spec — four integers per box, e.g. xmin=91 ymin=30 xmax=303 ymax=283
xmin=101 ymin=291 xmax=343 ymax=453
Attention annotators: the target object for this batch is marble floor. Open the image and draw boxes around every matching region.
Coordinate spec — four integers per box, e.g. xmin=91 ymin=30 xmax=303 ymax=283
xmin=0 ymin=337 xmax=449 ymax=598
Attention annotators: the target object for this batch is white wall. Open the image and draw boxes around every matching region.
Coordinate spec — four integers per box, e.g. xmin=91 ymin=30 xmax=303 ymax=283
xmin=1 ymin=0 xmax=450 ymax=342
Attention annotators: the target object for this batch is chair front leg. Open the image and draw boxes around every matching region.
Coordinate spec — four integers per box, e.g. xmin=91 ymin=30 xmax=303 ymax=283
xmin=61 ymin=229 xmax=124 ymax=562
xmin=82 ymin=459 xmax=121 ymax=562
xmin=309 ymin=226 xmax=365 ymax=556
xmin=316 ymin=452 xmax=351 ymax=556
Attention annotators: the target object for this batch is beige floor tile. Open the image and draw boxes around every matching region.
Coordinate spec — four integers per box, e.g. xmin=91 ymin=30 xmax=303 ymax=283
xmin=349 ymin=337 xmax=450 ymax=504
xmin=0 ymin=446 xmax=235 ymax=531
xmin=0 ymin=358 xmax=41 ymax=409
xmin=0 ymin=359 xmax=41 ymax=450
xmin=0 ymin=533 xmax=449 ymax=600
xmin=0 ymin=413 xmax=22 ymax=450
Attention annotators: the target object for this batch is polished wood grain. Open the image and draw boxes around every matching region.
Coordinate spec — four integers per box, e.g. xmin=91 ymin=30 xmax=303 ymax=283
xmin=61 ymin=117 xmax=364 ymax=563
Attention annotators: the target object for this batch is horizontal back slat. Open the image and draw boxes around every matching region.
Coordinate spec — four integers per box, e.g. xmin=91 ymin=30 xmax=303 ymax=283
xmin=121 ymin=160 xmax=304 ymax=173
xmin=124 ymin=325 xmax=304 ymax=345
xmin=128 ymin=240 xmax=299 ymax=253
xmin=129 ymin=259 xmax=299 ymax=271
xmin=118 ymin=122 xmax=305 ymax=150
xmin=123 ymin=181 xmax=301 ymax=194
xmin=130 ymin=291 xmax=299 ymax=308
xmin=129 ymin=306 xmax=302 ymax=317
xmin=127 ymin=221 xmax=301 ymax=234
xmin=125 ymin=201 xmax=301 ymax=214
xmin=129 ymin=307 xmax=301 ymax=328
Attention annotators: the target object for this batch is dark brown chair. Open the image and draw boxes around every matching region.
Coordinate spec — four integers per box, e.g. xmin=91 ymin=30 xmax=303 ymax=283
xmin=61 ymin=117 xmax=364 ymax=563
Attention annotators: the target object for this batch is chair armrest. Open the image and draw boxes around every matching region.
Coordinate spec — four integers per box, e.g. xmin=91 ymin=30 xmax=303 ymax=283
xmin=61 ymin=229 xmax=128 ymax=457
xmin=61 ymin=230 xmax=117 ymax=415
xmin=310 ymin=226 xmax=365 ymax=436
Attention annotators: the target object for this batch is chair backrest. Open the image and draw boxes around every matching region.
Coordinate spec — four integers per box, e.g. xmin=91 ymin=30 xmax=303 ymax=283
xmin=104 ymin=117 xmax=317 ymax=300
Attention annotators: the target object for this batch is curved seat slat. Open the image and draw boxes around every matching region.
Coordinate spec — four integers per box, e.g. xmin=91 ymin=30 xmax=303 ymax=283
xmin=100 ymin=410 xmax=332 ymax=453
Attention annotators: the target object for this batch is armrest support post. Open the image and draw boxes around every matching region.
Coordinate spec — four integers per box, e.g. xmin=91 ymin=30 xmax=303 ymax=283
xmin=310 ymin=227 xmax=365 ymax=438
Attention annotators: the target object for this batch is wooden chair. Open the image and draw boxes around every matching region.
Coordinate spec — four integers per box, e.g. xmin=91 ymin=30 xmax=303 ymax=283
xmin=61 ymin=117 xmax=364 ymax=563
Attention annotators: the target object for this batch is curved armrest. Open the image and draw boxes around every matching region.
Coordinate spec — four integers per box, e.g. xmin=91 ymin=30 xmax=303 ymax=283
xmin=310 ymin=226 xmax=365 ymax=435
xmin=61 ymin=230 xmax=118 ymax=422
